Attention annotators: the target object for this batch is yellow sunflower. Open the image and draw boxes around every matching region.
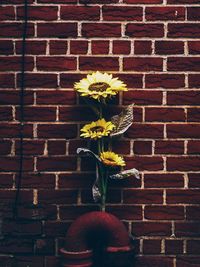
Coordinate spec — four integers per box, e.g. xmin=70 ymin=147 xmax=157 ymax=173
xmin=100 ymin=151 xmax=126 ymax=167
xmin=74 ymin=71 xmax=127 ymax=101
xmin=80 ymin=119 xmax=115 ymax=140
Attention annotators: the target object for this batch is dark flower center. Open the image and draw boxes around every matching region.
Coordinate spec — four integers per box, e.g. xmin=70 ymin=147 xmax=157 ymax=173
xmin=90 ymin=126 xmax=104 ymax=132
xmin=89 ymin=82 xmax=109 ymax=92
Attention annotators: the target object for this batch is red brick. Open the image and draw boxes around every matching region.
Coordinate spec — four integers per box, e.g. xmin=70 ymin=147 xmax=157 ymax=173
xmin=146 ymin=74 xmax=185 ymax=88
xmin=80 ymin=0 xmax=118 ymax=3
xmin=168 ymin=23 xmax=200 ymax=38
xmin=186 ymin=206 xmax=200 ymax=220
xmin=126 ymin=23 xmax=164 ymax=37
xmin=165 ymin=240 xmax=183 ymax=255
xmin=68 ymin=139 xmax=88 ymax=155
xmin=60 ymin=205 xmax=98 ymax=220
xmin=48 ymin=141 xmax=66 ymax=155
xmin=134 ymin=140 xmax=152 ymax=155
xmin=0 ymin=74 xmax=14 ymax=88
xmin=0 ymin=6 xmax=15 ymax=20
xmin=188 ymin=173 xmax=200 ymax=188
xmin=38 ymin=0 xmax=76 ymax=2
xmin=36 ymin=91 xmax=76 ymax=105
xmin=37 ymin=157 xmax=77 ymax=171
xmin=37 ymin=56 xmax=76 ymax=71
xmin=113 ymin=41 xmax=131 ymax=55
xmin=60 ymin=73 xmax=85 ymax=88
xmin=17 ymin=6 xmax=58 ymax=20
xmin=143 ymin=239 xmax=161 ymax=254
xmin=167 ymin=91 xmax=200 ymax=106
xmin=0 ymin=56 xmax=34 ymax=71
xmin=0 ymin=91 xmax=33 ymax=105
xmin=144 ymin=173 xmax=184 ymax=188
xmin=187 ymin=7 xmax=200 ymax=21
xmin=167 ymin=124 xmax=200 ymax=138
xmin=49 ymin=41 xmax=68 ymax=55
xmin=106 ymin=206 xmax=142 ymax=220
xmin=58 ymin=173 xmax=94 ymax=189
xmin=0 ymin=40 xmax=13 ymax=55
xmin=102 ymin=6 xmax=142 ymax=21
xmin=0 ymin=141 xmax=12 ymax=155
xmin=37 ymin=124 xmax=77 ymax=138
xmin=0 ymin=238 xmax=33 ymax=254
xmin=155 ymin=41 xmax=184 ymax=55
xmin=123 ymin=57 xmax=163 ymax=71
xmin=177 ymin=257 xmax=200 ymax=267
xmin=168 ymin=57 xmax=200 ymax=71
xmin=187 ymin=108 xmax=200 ymax=122
xmin=15 ymin=140 xmax=45 ymax=156
xmin=123 ymin=90 xmax=163 ymax=105
xmin=124 ymin=189 xmax=163 ymax=204
xmin=168 ymin=0 xmax=200 ymax=3
xmin=187 ymin=240 xmax=200 ymax=254
xmin=82 ymin=189 xmax=121 ymax=204
xmin=16 ymin=40 xmax=47 ymax=55
xmin=0 ymin=123 xmax=33 ymax=138
xmin=59 ymin=106 xmax=96 ymax=121
xmin=146 ymin=7 xmax=185 ymax=21
xmin=125 ymin=156 xmax=164 ymax=171
xmin=125 ymin=0 xmax=162 ymax=3
xmin=37 ymin=23 xmax=77 ymax=38
xmin=155 ymin=141 xmax=184 ymax=155
xmin=17 ymin=73 xmax=58 ymax=88
xmin=2 ymin=0 xmax=33 ymax=3
xmin=44 ymin=221 xmax=71 ymax=237
xmin=3 ymin=220 xmax=42 ymax=236
xmin=175 ymin=222 xmax=200 ymax=237
xmin=167 ymin=189 xmax=200 ymax=204
xmin=16 ymin=107 xmax=56 ymax=122
xmin=145 ymin=108 xmax=185 ymax=122
xmin=188 ymin=41 xmax=200 ymax=55
xmin=145 ymin=206 xmax=184 ymax=220
xmin=82 ymin=23 xmax=121 ymax=37
xmin=91 ymin=40 xmax=109 ymax=55
xmin=126 ymin=124 xmax=164 ymax=139
xmin=189 ymin=74 xmax=200 ymax=88
xmin=38 ymin=189 xmax=78 ymax=204
xmin=0 ymin=107 xmax=13 ymax=121
xmin=16 ymin=173 xmax=55 ymax=189
xmin=0 ymin=23 xmax=34 ymax=38
xmin=0 ymin=157 xmax=34 ymax=172
xmin=135 ymin=256 xmax=174 ymax=267
xmin=79 ymin=56 xmax=119 ymax=71
xmin=167 ymin=157 xmax=200 ymax=171
xmin=115 ymin=74 xmax=143 ymax=88
xmin=70 ymin=40 xmax=88 ymax=55
xmin=60 ymin=6 xmax=100 ymax=20
xmin=134 ymin=41 xmax=152 ymax=55
xmin=132 ymin=222 xmax=171 ymax=237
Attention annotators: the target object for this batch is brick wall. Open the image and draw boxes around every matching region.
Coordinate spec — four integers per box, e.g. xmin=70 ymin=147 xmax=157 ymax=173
xmin=0 ymin=0 xmax=200 ymax=266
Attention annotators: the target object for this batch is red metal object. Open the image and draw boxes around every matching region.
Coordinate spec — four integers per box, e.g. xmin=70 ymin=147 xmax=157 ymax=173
xmin=60 ymin=211 xmax=134 ymax=267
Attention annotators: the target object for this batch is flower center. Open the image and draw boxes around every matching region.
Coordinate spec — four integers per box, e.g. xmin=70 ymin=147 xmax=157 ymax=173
xmin=89 ymin=82 xmax=109 ymax=92
xmin=90 ymin=126 xmax=104 ymax=132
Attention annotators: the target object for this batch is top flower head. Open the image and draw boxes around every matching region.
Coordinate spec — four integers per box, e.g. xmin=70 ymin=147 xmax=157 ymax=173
xmin=74 ymin=71 xmax=127 ymax=101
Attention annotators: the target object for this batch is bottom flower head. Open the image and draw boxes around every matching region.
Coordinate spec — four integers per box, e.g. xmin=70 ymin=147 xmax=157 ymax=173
xmin=100 ymin=151 xmax=126 ymax=167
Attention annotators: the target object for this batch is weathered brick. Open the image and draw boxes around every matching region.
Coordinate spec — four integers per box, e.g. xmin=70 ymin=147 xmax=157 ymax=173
xmin=146 ymin=74 xmax=185 ymax=88
xmin=146 ymin=7 xmax=185 ymax=21
xmin=82 ymin=23 xmax=121 ymax=37
xmin=102 ymin=6 xmax=143 ymax=21
xmin=126 ymin=23 xmax=164 ymax=37
xmin=60 ymin=6 xmax=100 ymax=20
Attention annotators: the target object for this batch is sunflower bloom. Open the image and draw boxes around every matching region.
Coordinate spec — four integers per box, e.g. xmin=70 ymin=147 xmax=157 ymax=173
xmin=80 ymin=119 xmax=115 ymax=140
xmin=100 ymin=151 xmax=126 ymax=167
xmin=74 ymin=71 xmax=127 ymax=101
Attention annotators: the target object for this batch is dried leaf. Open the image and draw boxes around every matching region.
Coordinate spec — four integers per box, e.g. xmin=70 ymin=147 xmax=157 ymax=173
xmin=110 ymin=104 xmax=134 ymax=137
xmin=109 ymin=168 xmax=140 ymax=180
xmin=77 ymin=148 xmax=101 ymax=163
